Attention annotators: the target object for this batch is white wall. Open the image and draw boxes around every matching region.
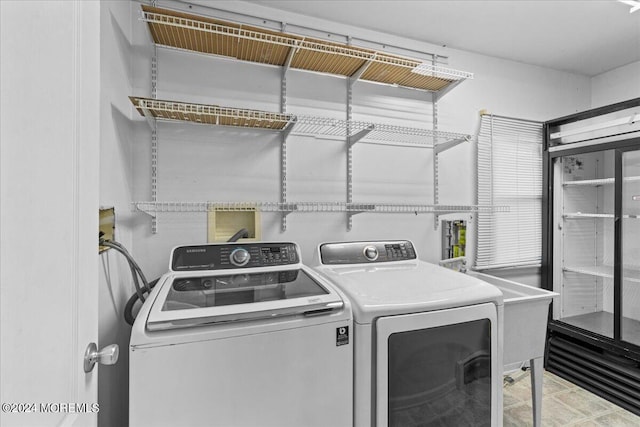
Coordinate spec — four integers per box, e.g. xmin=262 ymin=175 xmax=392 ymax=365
xmin=128 ymin=1 xmax=591 ymax=282
xmin=97 ymin=2 xmax=137 ymax=427
xmin=591 ymin=60 xmax=640 ymax=108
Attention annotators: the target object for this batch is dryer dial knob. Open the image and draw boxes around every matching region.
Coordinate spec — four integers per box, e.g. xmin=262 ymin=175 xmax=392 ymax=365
xmin=363 ymin=246 xmax=379 ymax=261
xmin=230 ymin=248 xmax=250 ymax=266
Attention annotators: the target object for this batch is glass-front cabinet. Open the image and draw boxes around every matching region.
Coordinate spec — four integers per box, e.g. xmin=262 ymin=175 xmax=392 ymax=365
xmin=551 ymin=149 xmax=640 ymax=342
xmin=543 ymin=98 xmax=640 ymax=415
xmin=552 ymin=149 xmax=617 ymax=339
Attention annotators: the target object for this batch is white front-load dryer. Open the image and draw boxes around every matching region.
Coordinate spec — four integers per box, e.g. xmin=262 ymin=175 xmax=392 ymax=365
xmin=130 ymin=242 xmax=353 ymax=427
xmin=314 ymin=240 xmax=504 ymax=427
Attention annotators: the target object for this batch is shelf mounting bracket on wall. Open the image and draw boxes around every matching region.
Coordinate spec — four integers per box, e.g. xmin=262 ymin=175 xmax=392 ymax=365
xmin=141 ymin=108 xmax=157 ymax=132
xmin=435 ymin=78 xmax=465 ymax=99
xmin=283 ymin=38 xmax=300 ymax=73
xmin=348 ymin=124 xmax=375 ymax=147
xmin=434 ymin=136 xmax=470 ymax=154
xmin=136 ymin=205 xmax=158 ymax=219
xmin=349 ymin=53 xmax=376 ymax=82
xmin=347 ymin=204 xmax=375 ymax=230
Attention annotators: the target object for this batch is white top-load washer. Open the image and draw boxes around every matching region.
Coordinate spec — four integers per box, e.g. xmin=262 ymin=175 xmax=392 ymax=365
xmin=314 ymin=240 xmax=504 ymax=427
xmin=130 ymin=242 xmax=353 ymax=427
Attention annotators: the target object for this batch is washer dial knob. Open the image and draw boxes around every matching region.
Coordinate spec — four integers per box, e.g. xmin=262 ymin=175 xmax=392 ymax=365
xmin=230 ymin=248 xmax=250 ymax=267
xmin=363 ymin=246 xmax=379 ymax=261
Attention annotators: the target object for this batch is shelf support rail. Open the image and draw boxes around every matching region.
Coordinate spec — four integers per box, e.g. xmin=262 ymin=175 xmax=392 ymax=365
xmin=346 ymin=39 xmax=354 ymax=231
xmin=433 ymin=55 xmax=440 ymax=230
xmin=280 ymin=22 xmax=292 ymax=232
xmin=151 ymin=41 xmax=159 ymax=233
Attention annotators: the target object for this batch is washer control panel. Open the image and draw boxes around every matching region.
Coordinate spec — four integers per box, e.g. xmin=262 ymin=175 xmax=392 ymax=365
xmin=171 ymin=242 xmax=299 ymax=271
xmin=320 ymin=240 xmax=417 ymax=265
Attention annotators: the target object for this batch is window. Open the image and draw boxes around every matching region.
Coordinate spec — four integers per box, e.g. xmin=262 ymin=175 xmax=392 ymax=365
xmin=475 ymin=114 xmax=543 ymax=269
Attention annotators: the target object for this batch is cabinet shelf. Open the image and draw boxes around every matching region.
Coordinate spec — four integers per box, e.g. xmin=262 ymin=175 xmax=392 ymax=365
xmin=563 ymin=213 xmax=640 ymax=219
xmin=141 ymin=5 xmax=473 ymax=93
xmin=563 ymin=176 xmax=640 ymax=187
xmin=134 ymin=201 xmax=508 ymax=215
xmin=563 ymin=213 xmax=614 ymax=219
xmin=130 ymin=96 xmax=471 ymax=148
xmin=563 ymin=264 xmax=640 ymax=284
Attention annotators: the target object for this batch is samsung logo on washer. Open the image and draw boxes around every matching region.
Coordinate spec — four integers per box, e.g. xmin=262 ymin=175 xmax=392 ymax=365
xmin=186 ymin=248 xmax=207 ymax=253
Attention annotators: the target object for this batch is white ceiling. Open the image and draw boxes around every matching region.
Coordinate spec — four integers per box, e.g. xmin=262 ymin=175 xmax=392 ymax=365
xmin=251 ymin=0 xmax=640 ymax=77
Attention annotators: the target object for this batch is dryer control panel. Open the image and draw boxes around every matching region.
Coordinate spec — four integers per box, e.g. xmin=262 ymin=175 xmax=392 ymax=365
xmin=171 ymin=243 xmax=299 ymax=271
xmin=319 ymin=240 xmax=417 ymax=265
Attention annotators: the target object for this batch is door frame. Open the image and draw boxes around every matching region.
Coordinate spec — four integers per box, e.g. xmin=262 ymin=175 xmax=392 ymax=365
xmin=0 ymin=1 xmax=101 ymax=426
xmin=615 ymin=145 xmax=640 ymax=348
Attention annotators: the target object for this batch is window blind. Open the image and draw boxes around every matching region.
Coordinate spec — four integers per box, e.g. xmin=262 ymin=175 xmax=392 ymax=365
xmin=475 ymin=114 xmax=543 ymax=270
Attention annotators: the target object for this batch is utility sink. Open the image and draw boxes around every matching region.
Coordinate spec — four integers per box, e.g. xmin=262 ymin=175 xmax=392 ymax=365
xmin=467 ymin=271 xmax=559 ymax=427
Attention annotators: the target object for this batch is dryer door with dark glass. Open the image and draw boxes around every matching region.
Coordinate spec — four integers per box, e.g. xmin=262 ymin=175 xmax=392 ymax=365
xmin=375 ymin=303 xmax=499 ymax=427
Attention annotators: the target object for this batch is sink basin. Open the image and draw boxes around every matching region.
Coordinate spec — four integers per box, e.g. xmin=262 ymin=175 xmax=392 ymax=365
xmin=467 ymin=271 xmax=559 ymax=366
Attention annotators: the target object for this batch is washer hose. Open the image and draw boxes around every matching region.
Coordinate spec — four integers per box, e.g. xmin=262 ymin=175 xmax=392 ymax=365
xmin=227 ymin=228 xmax=249 ymax=242
xmin=112 ymin=228 xmax=250 ymax=326
xmin=100 ymin=234 xmax=157 ymax=326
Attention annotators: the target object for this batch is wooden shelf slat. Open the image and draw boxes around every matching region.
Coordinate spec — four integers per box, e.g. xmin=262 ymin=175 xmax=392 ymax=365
xmin=130 ymin=97 xmax=294 ymax=130
xmin=141 ymin=5 xmax=473 ymax=92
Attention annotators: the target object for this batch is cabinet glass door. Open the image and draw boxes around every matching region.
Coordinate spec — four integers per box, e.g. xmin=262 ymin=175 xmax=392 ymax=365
xmin=621 ymin=149 xmax=640 ymax=346
xmin=553 ymin=150 xmax=616 ymax=338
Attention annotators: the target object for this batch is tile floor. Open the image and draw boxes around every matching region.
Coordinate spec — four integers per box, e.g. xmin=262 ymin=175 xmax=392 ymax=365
xmin=503 ymin=369 xmax=640 ymax=426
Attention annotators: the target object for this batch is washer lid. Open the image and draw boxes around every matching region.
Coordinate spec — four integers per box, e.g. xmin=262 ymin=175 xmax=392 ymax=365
xmin=315 ymin=261 xmax=503 ymax=324
xmin=146 ymin=266 xmax=343 ymax=331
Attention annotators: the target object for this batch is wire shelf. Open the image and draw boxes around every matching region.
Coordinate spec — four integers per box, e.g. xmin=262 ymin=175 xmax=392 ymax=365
xmin=563 ymin=176 xmax=640 ymax=187
xmin=130 ymin=97 xmax=470 ymax=147
xmin=134 ymin=201 xmax=509 ymax=215
xmin=141 ymin=5 xmax=473 ymax=92
xmin=563 ymin=213 xmax=614 ymax=219
xmin=130 ymin=97 xmax=294 ymax=130
xmin=293 ymin=116 xmax=470 ymax=146
xmin=563 ymin=213 xmax=640 ymax=219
